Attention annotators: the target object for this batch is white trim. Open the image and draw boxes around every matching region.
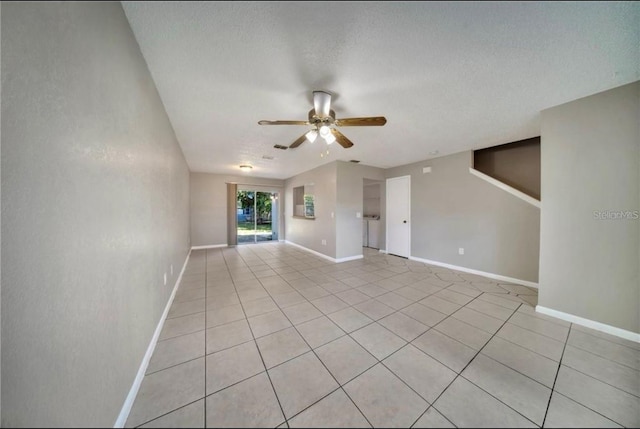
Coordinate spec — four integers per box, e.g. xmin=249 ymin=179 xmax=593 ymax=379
xmin=469 ymin=168 xmax=541 ymax=208
xmin=114 ymin=250 xmax=191 ymax=428
xmin=536 ymin=306 xmax=640 ymax=343
xmin=335 ymin=255 xmax=364 ymax=263
xmin=386 ymin=175 xmax=412 ymax=258
xmin=284 ymin=240 xmax=362 ymax=263
xmin=190 ymin=244 xmax=227 ymax=250
xmin=408 ymin=255 xmax=538 ymax=288
xmin=378 ymin=249 xmax=388 ymax=254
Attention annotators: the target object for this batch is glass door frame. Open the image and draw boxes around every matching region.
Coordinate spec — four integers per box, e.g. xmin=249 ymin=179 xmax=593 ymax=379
xmin=236 ymin=187 xmax=280 ymax=245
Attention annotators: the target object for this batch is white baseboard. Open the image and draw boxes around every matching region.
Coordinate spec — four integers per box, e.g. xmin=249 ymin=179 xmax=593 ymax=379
xmin=408 ymin=256 xmax=538 ymax=289
xmin=191 ymin=244 xmax=227 ymax=250
xmin=536 ymin=306 xmax=640 ymax=343
xmin=284 ymin=240 xmax=362 ymax=263
xmin=378 ymin=249 xmax=388 ymax=254
xmin=335 ymin=255 xmax=364 ymax=263
xmin=114 ymin=250 xmax=192 ymax=428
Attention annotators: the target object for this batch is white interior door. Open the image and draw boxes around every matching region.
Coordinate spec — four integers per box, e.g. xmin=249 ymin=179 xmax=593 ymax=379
xmin=386 ymin=175 xmax=411 ymax=258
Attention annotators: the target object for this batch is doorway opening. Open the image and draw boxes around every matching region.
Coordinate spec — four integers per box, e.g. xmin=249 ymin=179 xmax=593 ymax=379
xmin=236 ymin=190 xmax=279 ymax=244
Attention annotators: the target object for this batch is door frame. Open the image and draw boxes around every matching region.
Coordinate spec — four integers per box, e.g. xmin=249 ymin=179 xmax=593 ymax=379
xmin=236 ymin=188 xmax=280 ymax=245
xmin=385 ymin=175 xmax=411 ymax=258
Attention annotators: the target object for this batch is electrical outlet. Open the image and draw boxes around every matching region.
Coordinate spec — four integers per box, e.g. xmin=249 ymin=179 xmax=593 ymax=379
xmin=458 ymin=248 xmax=464 ymax=255
xmin=356 ymin=212 xmax=361 ymax=218
xmin=171 ymin=264 xmax=173 ymax=275
xmin=331 ymin=212 xmax=334 ymax=218
xmin=322 ymin=239 xmax=327 ymax=245
xmin=163 ymin=273 xmax=167 ymax=285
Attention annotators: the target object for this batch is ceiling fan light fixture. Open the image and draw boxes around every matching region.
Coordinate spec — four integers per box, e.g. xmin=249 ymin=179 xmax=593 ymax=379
xmin=305 ymin=129 xmax=318 ymax=143
xmin=324 ymin=132 xmax=336 ymax=144
xmin=319 ymin=125 xmax=331 ymax=137
xmin=239 ymin=164 xmax=253 ymax=171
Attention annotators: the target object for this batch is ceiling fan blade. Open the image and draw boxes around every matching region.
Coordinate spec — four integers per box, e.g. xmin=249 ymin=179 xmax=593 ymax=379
xmin=313 ymin=90 xmax=332 ymax=118
xmin=258 ymin=120 xmax=310 ymax=125
xmin=331 ymin=128 xmax=354 ymax=149
xmin=289 ymin=133 xmax=308 ymax=149
xmin=335 ymin=116 xmax=387 ymax=126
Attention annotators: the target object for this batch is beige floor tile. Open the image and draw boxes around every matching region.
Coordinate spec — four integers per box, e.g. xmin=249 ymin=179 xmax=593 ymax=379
xmin=296 ymin=316 xmax=346 ymax=348
xmin=497 ymin=322 xmax=564 ymax=361
xmin=481 ymin=336 xmax=558 ymax=388
xmin=544 ymin=391 xmax=623 ymax=428
xmin=139 ymin=400 xmax=204 ymax=428
xmin=336 ymin=289 xmax=371 ymax=306
xmin=354 ymin=299 xmax=395 ymax=320
xmin=205 ymin=373 xmax=285 ymax=428
xmin=378 ymin=311 xmax=429 ymax=341
xmin=288 ymin=388 xmax=371 ymax=428
xmin=205 ymin=304 xmax=245 ymax=328
xmin=412 ymin=407 xmax=455 ymax=428
xmin=383 ymin=344 xmax=457 ymax=403
xmin=343 ymin=363 xmax=428 ymax=428
xmin=126 ymin=358 xmax=205 ymax=428
xmin=433 ymin=289 xmax=474 ymax=306
xmin=400 ymin=303 xmax=447 ymax=327
xmin=248 ymin=310 xmax=292 ymax=338
xmin=376 ymin=292 xmax=413 ymax=310
xmin=167 ymin=299 xmax=205 ymax=319
xmin=282 ymin=301 xmax=323 ymax=325
xmin=316 ymin=335 xmax=377 ymax=384
xmin=419 ymin=295 xmax=461 ymax=315
xmin=311 ymin=295 xmax=350 ymax=314
xmin=466 ymin=298 xmax=515 ymax=321
xmin=508 ymin=311 xmax=570 ymax=342
xmin=159 ymin=312 xmax=205 ymax=341
xmin=328 ymin=307 xmax=374 ymax=333
xmin=147 ymin=331 xmax=205 ymax=374
xmin=567 ymin=329 xmax=639 ymax=370
xmin=356 ymin=283 xmax=389 ymax=298
xmin=434 ymin=317 xmax=492 ymax=350
xmin=351 ymin=322 xmax=407 ymax=360
xmin=205 ymin=341 xmax=265 ymax=394
xmin=268 ymin=352 xmax=339 ymax=419
xmin=462 ymin=354 xmax=551 ymax=426
xmin=241 ymin=296 xmax=279 ymax=317
xmin=256 ymin=327 xmax=310 ymax=369
xmin=205 ymin=319 xmax=253 ymax=355
xmin=451 ymin=307 xmax=504 ymax=334
xmin=562 ymin=345 xmax=639 ymax=396
xmin=433 ymin=377 xmax=536 ymax=428
xmin=174 ymin=287 xmax=206 ymax=304
xmin=554 ymin=365 xmax=640 ymax=427
xmin=413 ymin=329 xmax=477 ymax=373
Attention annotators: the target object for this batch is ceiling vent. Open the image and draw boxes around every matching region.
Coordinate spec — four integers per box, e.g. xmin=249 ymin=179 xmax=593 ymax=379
xmin=349 ymin=160 xmax=361 ymax=163
xmin=262 ymin=155 xmax=274 ymax=160
xmin=273 ymin=144 xmax=288 ymax=150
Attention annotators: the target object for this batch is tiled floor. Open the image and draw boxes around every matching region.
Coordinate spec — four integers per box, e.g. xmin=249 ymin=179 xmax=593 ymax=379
xmin=126 ymin=243 xmax=640 ymax=428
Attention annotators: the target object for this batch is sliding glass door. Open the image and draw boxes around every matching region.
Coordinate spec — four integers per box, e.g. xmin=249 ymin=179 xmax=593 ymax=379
xmin=236 ymin=190 xmax=278 ymax=244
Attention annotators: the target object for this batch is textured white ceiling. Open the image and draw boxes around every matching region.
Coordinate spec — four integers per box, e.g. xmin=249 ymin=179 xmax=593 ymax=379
xmin=121 ymin=1 xmax=639 ymax=179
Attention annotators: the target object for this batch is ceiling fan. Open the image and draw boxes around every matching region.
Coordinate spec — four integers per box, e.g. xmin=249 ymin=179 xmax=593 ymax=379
xmin=258 ymin=90 xmax=387 ymax=149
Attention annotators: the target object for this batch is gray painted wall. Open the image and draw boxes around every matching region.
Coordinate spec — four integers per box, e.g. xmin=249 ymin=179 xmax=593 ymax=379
xmin=190 ymin=172 xmax=284 ymax=247
xmin=539 ymin=81 xmax=639 ymax=333
xmin=1 ymin=3 xmax=190 ymax=426
xmin=285 ymin=162 xmax=337 ymax=258
xmin=386 ymin=151 xmax=540 ymax=282
xmin=336 ymin=161 xmax=386 ymax=259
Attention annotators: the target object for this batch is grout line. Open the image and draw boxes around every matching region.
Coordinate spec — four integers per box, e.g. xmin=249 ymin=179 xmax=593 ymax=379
xmin=203 ymin=249 xmax=208 ymax=425
xmin=222 ymin=248 xmax=289 ymax=427
xmin=541 ymin=323 xmax=572 ymax=427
